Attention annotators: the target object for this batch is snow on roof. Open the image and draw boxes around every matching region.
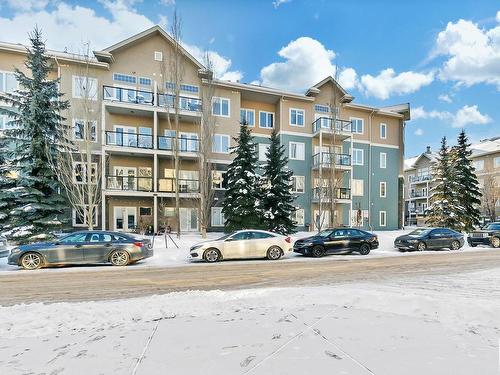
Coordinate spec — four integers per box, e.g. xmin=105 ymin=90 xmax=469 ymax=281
xmin=404 ymin=152 xmax=437 ymax=170
xmin=470 ymin=137 xmax=500 ymax=158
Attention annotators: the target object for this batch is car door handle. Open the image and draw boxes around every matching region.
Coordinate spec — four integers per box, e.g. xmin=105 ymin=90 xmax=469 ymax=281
xmin=105 ymin=244 xmax=112 ymax=247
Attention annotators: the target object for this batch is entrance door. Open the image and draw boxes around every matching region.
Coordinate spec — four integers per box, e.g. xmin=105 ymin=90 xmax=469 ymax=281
xmin=179 ymin=133 xmax=199 ymax=152
xmin=180 ymin=208 xmax=198 ymax=232
xmin=114 ymin=166 xmax=136 ymax=190
xmin=138 ymin=167 xmax=152 ymax=191
xmin=138 ymin=127 xmax=153 ymax=148
xmin=114 ymin=125 xmax=137 ymax=147
xmin=114 ymin=207 xmax=137 ymax=232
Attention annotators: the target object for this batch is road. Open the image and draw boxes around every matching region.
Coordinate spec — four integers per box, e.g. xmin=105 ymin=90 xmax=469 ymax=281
xmin=1 ymin=249 xmax=499 ymax=306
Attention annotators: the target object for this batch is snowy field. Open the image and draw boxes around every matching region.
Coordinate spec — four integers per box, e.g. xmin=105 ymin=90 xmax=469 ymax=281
xmin=1 ymin=266 xmax=499 ymax=374
xmin=0 ymin=229 xmax=493 ymax=274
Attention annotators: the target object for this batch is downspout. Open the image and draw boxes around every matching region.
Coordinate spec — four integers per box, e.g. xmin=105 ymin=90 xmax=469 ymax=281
xmin=368 ymin=109 xmax=376 ymax=231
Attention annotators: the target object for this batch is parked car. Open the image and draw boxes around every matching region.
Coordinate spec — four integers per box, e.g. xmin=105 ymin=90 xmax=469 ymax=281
xmin=468 ymin=222 xmax=500 ymax=248
xmin=0 ymin=236 xmax=9 ymax=258
xmin=293 ymin=228 xmax=378 ymax=257
xmin=8 ymin=231 xmax=153 ymax=270
xmin=394 ymin=228 xmax=464 ymax=251
xmin=189 ymin=230 xmax=292 ymax=263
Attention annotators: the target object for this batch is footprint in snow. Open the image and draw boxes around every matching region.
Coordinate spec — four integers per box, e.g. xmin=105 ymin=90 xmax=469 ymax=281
xmin=240 ymin=355 xmax=256 ymax=367
xmin=325 ymin=351 xmax=342 ymax=360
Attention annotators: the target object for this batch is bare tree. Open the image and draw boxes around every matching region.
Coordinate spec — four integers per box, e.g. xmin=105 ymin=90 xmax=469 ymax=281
xmin=48 ymin=43 xmax=102 ymax=229
xmin=481 ymin=171 xmax=500 ymax=222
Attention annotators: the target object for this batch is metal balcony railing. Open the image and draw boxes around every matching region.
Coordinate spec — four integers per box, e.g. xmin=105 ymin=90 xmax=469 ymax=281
xmin=409 ymin=175 xmax=431 ymax=183
xmin=105 ymin=131 xmax=153 ymax=149
xmin=157 ymin=135 xmax=200 ymax=152
xmin=106 ymin=176 xmax=153 ymax=192
xmin=103 ymin=86 xmax=154 ymax=105
xmin=312 ymin=153 xmax=351 ymax=167
xmin=312 ymin=187 xmax=351 ymax=200
xmin=157 ymin=93 xmax=202 ymax=112
xmin=312 ymin=117 xmax=352 ymax=133
xmin=158 ymin=178 xmax=200 ymax=193
xmin=410 ymin=191 xmax=428 ymax=198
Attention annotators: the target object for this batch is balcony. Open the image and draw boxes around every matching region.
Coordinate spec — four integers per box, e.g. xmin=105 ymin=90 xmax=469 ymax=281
xmin=312 ymin=187 xmax=351 ymax=202
xmin=103 ymin=86 xmax=154 ymax=106
xmin=409 ymin=191 xmax=428 ymax=199
xmin=409 ymin=175 xmax=431 ymax=183
xmin=312 ymin=117 xmax=352 ymax=140
xmin=158 ymin=178 xmax=200 ymax=193
xmin=157 ymin=135 xmax=199 ymax=153
xmin=105 ymin=131 xmax=153 ymax=149
xmin=312 ymin=153 xmax=351 ymax=169
xmin=106 ymin=176 xmax=153 ymax=192
xmin=157 ymin=93 xmax=202 ymax=112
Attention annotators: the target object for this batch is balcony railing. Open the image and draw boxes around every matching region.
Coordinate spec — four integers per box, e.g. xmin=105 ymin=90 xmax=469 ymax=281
xmin=103 ymin=86 xmax=154 ymax=105
xmin=312 ymin=153 xmax=351 ymax=168
xmin=158 ymin=178 xmax=200 ymax=193
xmin=409 ymin=175 xmax=431 ymax=183
xmin=312 ymin=187 xmax=351 ymax=200
xmin=312 ymin=117 xmax=352 ymax=133
xmin=106 ymin=176 xmax=153 ymax=192
xmin=157 ymin=93 xmax=202 ymax=112
xmin=157 ymin=136 xmax=199 ymax=152
xmin=410 ymin=191 xmax=428 ymax=198
xmin=105 ymin=131 xmax=153 ymax=149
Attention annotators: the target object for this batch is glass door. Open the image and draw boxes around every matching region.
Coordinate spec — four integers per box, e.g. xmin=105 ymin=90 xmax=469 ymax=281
xmin=114 ymin=125 xmax=137 ymax=147
xmin=138 ymin=127 xmax=152 ymax=148
xmin=114 ymin=207 xmax=137 ymax=232
xmin=114 ymin=166 xmax=136 ymax=190
xmin=180 ymin=208 xmax=198 ymax=232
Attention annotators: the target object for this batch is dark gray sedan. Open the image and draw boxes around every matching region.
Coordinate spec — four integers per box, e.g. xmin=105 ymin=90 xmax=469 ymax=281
xmin=8 ymin=231 xmax=153 ymax=270
xmin=394 ymin=227 xmax=464 ymax=251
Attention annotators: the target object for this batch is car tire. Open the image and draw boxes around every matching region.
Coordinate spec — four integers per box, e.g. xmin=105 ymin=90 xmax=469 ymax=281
xmin=110 ymin=250 xmax=130 ymax=266
xmin=311 ymin=245 xmax=325 ymax=258
xmin=204 ymin=248 xmax=221 ymax=263
xmin=20 ymin=252 xmax=44 ymax=270
xmin=267 ymin=246 xmax=282 ymax=260
xmin=469 ymin=243 xmax=477 ymax=247
xmin=417 ymin=242 xmax=426 ymax=251
xmin=490 ymin=236 xmax=500 ymax=248
xmin=450 ymin=240 xmax=461 ymax=251
xmin=359 ymin=244 xmax=370 ymax=255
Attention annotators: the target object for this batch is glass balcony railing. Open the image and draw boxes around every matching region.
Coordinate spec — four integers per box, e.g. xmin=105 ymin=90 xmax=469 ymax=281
xmin=106 ymin=176 xmax=153 ymax=192
xmin=409 ymin=175 xmax=431 ymax=183
xmin=157 ymin=93 xmax=202 ymax=112
xmin=103 ymin=86 xmax=154 ymax=105
xmin=312 ymin=117 xmax=352 ymax=133
xmin=158 ymin=178 xmax=200 ymax=193
xmin=312 ymin=153 xmax=351 ymax=167
xmin=157 ymin=136 xmax=199 ymax=152
xmin=105 ymin=131 xmax=153 ymax=149
xmin=312 ymin=187 xmax=351 ymax=200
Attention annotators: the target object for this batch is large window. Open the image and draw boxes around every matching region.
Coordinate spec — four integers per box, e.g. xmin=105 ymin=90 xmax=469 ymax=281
xmin=351 ymin=118 xmax=364 ymax=134
xmin=211 ymin=207 xmax=225 ymax=227
xmin=291 ymin=176 xmax=305 ymax=193
xmin=380 ymin=152 xmax=387 ymax=169
xmin=292 ymin=209 xmax=305 ymax=226
xmin=72 ymin=75 xmax=98 ymax=100
xmin=212 ymin=170 xmax=227 ymax=189
xmin=379 ymin=211 xmax=387 ymax=227
xmin=73 ymin=119 xmax=97 ymax=142
xmin=240 ymin=108 xmax=255 ymax=126
xmin=290 ymin=108 xmax=305 ymax=127
xmin=495 ymin=156 xmax=500 ymax=168
xmin=212 ymin=97 xmax=230 ymax=117
xmin=259 ymin=111 xmax=274 ymax=128
xmin=380 ymin=123 xmax=387 ymax=139
xmin=212 ymin=134 xmax=230 ymax=153
xmin=258 ymin=143 xmax=269 ymax=161
xmin=0 ymin=71 xmax=17 ymax=93
xmin=352 ymin=179 xmax=364 ymax=196
xmin=380 ymin=181 xmax=387 ymax=198
xmin=352 ymin=148 xmax=364 ymax=165
xmin=289 ymin=142 xmax=305 ymax=160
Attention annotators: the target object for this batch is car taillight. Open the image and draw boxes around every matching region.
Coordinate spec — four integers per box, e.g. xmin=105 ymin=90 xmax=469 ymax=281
xmin=134 ymin=242 xmax=144 ymax=247
xmin=285 ymin=237 xmax=291 ymax=243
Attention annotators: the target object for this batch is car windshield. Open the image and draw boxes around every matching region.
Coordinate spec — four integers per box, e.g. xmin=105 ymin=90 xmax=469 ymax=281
xmin=408 ymin=228 xmax=432 ymax=236
xmin=483 ymin=223 xmax=500 ymax=230
xmin=317 ymin=230 xmax=334 ymax=238
xmin=217 ymin=232 xmax=234 ymax=241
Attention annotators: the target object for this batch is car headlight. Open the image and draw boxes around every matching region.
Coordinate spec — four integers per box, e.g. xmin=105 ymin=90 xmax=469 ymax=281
xmin=407 ymin=239 xmax=419 ymax=243
xmin=10 ymin=247 xmax=20 ymax=254
xmin=190 ymin=244 xmax=203 ymax=252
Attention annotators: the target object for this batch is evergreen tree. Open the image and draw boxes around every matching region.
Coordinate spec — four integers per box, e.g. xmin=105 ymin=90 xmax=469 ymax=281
xmin=261 ymin=130 xmax=296 ymax=234
xmin=222 ymin=124 xmax=262 ymax=231
xmin=425 ymin=137 xmax=463 ymax=229
xmin=453 ymin=130 xmax=482 ymax=231
xmin=0 ymin=28 xmax=69 ymax=243
xmin=0 ymin=132 xmax=17 ymax=232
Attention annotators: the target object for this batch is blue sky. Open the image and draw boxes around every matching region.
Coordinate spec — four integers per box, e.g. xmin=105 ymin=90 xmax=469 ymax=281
xmin=1 ymin=0 xmax=499 ymax=157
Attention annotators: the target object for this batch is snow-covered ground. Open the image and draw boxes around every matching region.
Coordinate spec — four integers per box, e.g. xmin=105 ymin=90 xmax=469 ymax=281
xmin=0 ymin=229 xmax=493 ymax=273
xmin=1 ymin=266 xmax=499 ymax=374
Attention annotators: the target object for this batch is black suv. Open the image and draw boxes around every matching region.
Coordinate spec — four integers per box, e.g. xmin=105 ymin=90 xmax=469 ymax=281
xmin=468 ymin=222 xmax=500 ymax=248
xmin=293 ymin=228 xmax=379 ymax=257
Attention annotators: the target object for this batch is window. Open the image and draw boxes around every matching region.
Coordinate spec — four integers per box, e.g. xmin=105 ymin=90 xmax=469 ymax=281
xmin=139 ymin=77 xmax=152 ymax=86
xmin=73 ymin=162 xmax=97 ymax=184
xmin=380 ymin=182 xmax=387 ymax=198
xmin=291 ymin=176 xmax=305 ymax=193
xmin=290 ymin=108 xmax=305 ymax=127
xmin=379 ymin=211 xmax=387 ymax=227
xmin=250 ymin=231 xmax=275 ymax=239
xmin=72 ymin=206 xmax=98 ymax=227
xmin=240 ymin=108 xmax=255 ymax=126
xmin=292 ymin=209 xmax=305 ymax=226
xmin=212 ymin=170 xmax=227 ymax=189
xmin=0 ymin=115 xmax=15 ymax=130
xmin=73 ymin=119 xmax=97 ymax=142
xmin=289 ymin=142 xmax=305 ymax=160
xmin=165 ymin=82 xmax=176 ymax=90
xmin=314 ymin=104 xmax=330 ymax=113
xmin=380 ymin=123 xmax=387 ymax=139
xmin=380 ymin=152 xmax=387 ymax=168
xmin=495 ymin=157 xmax=500 ymax=169
xmin=211 ymin=207 xmax=225 ymax=227
xmin=180 ymin=84 xmax=199 ymax=93
xmin=154 ymin=51 xmax=163 ymax=61
xmin=352 ymin=148 xmax=364 ymax=165
xmin=212 ymin=134 xmax=230 ymax=153
xmin=259 ymin=111 xmax=274 ymax=128
xmin=212 ymin=97 xmax=230 ymax=117
xmin=140 ymin=207 xmax=152 ymax=216
xmin=473 ymin=160 xmax=484 ymax=171
xmin=60 ymin=232 xmax=88 ymax=243
xmin=230 ymin=231 xmax=252 ymax=241
xmin=258 ymin=143 xmax=269 ymax=161
xmin=351 ymin=118 xmax=364 ymax=134
xmin=72 ymin=76 xmax=98 ymax=100
xmin=113 ymin=73 xmax=136 ymax=84
xmin=352 ymin=179 xmax=364 ymax=196
xmin=0 ymin=71 xmax=17 ymax=93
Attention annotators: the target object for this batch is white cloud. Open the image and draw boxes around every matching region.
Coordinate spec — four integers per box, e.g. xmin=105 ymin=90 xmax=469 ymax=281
xmin=412 ymin=105 xmax=492 ymax=128
xmin=272 ymin=0 xmax=291 ymax=9
xmin=159 ymin=0 xmax=175 ymax=5
xmin=414 ymin=128 xmax=424 ymax=136
xmin=359 ymin=68 xmax=435 ymax=100
xmin=184 ymin=44 xmax=243 ymax=82
xmin=438 ymin=94 xmax=452 ymax=103
xmin=338 ymin=67 xmax=358 ymax=90
xmin=5 ymin=0 xmax=48 ymax=11
xmin=432 ymin=15 xmax=500 ymax=89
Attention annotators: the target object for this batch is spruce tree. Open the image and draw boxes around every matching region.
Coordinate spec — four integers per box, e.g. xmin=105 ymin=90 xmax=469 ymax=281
xmin=453 ymin=130 xmax=482 ymax=231
xmin=261 ymin=130 xmax=296 ymax=234
xmin=425 ymin=137 xmax=462 ymax=229
xmin=222 ymin=124 xmax=262 ymax=231
xmin=0 ymin=28 xmax=69 ymax=243
xmin=0 ymin=132 xmax=17 ymax=233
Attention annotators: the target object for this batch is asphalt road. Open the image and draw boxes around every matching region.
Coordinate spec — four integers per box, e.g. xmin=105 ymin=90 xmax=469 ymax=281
xmin=1 ymin=249 xmax=499 ymax=306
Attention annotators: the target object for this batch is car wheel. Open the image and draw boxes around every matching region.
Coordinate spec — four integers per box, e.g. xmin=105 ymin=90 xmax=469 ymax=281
xmin=204 ymin=248 xmax=221 ymax=263
xmin=490 ymin=237 xmax=500 ymax=248
xmin=267 ymin=246 xmax=282 ymax=260
xmin=469 ymin=243 xmax=477 ymax=247
xmin=110 ymin=250 xmax=130 ymax=266
xmin=359 ymin=244 xmax=370 ymax=255
xmin=417 ymin=242 xmax=426 ymax=251
xmin=450 ymin=240 xmax=461 ymax=251
xmin=311 ymin=245 xmax=325 ymax=258
xmin=20 ymin=252 xmax=43 ymax=270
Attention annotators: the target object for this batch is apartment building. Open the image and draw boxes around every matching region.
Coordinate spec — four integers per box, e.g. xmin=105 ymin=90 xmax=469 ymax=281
xmin=404 ymin=137 xmax=500 ymax=226
xmin=0 ymin=26 xmax=409 ymax=233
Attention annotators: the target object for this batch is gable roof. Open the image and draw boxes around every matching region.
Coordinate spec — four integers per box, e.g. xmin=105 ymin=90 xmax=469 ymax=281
xmin=404 ymin=152 xmax=437 ymax=171
xmin=305 ymin=76 xmax=354 ymax=103
xmin=94 ymin=25 xmax=204 ymax=69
